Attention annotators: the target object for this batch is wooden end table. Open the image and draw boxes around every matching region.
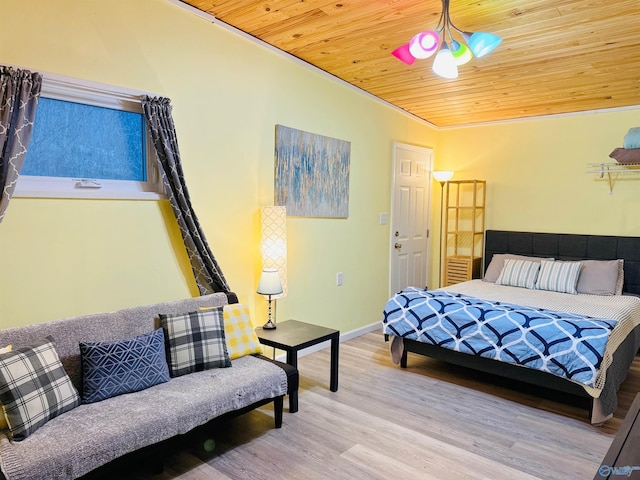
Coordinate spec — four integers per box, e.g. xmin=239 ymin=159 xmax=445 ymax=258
xmin=255 ymin=320 xmax=340 ymax=413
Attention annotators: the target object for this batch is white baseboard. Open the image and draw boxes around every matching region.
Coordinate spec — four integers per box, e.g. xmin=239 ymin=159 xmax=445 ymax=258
xmin=271 ymin=321 xmax=380 ymax=363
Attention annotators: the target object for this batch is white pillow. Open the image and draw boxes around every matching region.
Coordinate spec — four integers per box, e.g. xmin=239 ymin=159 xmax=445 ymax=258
xmin=495 ymin=259 xmax=541 ymax=289
xmin=536 ymin=260 xmax=583 ymax=295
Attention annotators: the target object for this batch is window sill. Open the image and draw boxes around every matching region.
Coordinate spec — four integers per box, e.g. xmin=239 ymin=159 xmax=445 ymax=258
xmin=13 ymin=176 xmax=167 ymax=201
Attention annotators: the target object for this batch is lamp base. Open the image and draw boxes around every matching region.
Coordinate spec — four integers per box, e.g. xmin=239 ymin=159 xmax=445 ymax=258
xmin=262 ymin=319 xmax=277 ymax=330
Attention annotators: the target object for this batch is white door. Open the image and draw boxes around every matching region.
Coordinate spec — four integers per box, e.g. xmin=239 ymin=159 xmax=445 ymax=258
xmin=389 ymin=143 xmax=433 ymax=295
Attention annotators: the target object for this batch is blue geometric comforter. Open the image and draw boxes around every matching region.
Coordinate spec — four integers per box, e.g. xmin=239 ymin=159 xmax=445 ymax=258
xmin=382 ymin=287 xmax=617 ymax=388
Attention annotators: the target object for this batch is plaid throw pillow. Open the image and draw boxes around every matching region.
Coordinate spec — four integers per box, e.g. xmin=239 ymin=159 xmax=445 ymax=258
xmin=0 ymin=337 xmax=80 ymax=441
xmin=0 ymin=345 xmax=11 ymax=431
xmin=222 ymin=304 xmax=263 ymax=360
xmin=159 ymin=308 xmax=231 ymax=377
xmin=80 ymin=329 xmax=170 ymax=404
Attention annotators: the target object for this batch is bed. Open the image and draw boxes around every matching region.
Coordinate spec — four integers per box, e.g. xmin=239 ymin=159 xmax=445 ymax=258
xmin=382 ymin=230 xmax=640 ymax=424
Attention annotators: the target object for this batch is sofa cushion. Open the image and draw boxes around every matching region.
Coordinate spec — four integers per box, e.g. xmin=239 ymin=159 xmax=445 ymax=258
xmin=0 ymin=337 xmax=80 ymax=441
xmin=80 ymin=328 xmax=170 ymax=404
xmin=222 ymin=304 xmax=263 ymax=360
xmin=159 ymin=308 xmax=231 ymax=377
xmin=0 ymin=355 xmax=288 ymax=480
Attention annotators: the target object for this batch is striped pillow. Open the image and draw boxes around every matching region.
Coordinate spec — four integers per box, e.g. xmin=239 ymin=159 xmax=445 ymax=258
xmin=495 ymin=259 xmax=541 ymax=289
xmin=536 ymin=260 xmax=583 ymax=294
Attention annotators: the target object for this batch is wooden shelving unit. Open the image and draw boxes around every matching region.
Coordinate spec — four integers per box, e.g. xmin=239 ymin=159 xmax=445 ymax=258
xmin=443 ymin=180 xmax=486 ymax=286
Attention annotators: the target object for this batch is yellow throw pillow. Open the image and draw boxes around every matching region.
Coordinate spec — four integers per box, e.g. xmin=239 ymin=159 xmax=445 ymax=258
xmin=0 ymin=345 xmax=10 ymax=430
xmin=222 ymin=304 xmax=263 ymax=360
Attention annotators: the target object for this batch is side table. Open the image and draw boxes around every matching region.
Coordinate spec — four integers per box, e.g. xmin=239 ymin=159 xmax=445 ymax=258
xmin=255 ymin=320 xmax=340 ymax=413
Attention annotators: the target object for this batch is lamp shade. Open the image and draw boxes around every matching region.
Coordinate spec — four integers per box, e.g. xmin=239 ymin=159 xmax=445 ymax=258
xmin=409 ymin=30 xmax=440 ymax=59
xmin=463 ymin=31 xmax=502 ymax=58
xmin=433 ymin=170 xmax=454 ymax=183
xmin=451 ymin=41 xmax=473 ymax=66
xmin=391 ymin=43 xmax=416 ymax=65
xmin=261 ymin=206 xmax=287 ymax=297
xmin=390 ymin=0 xmax=501 ymax=78
xmin=257 ymin=269 xmax=283 ymax=296
xmin=432 ymin=44 xmax=458 ymax=79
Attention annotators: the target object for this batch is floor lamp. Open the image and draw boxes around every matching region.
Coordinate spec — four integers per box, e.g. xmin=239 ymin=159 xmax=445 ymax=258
xmin=433 ymin=171 xmax=454 ymax=287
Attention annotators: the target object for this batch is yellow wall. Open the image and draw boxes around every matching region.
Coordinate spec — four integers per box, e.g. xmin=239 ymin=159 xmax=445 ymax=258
xmin=2 ymin=0 xmax=638 ymax=331
xmin=0 ymin=0 xmax=436 ymax=329
xmin=430 ymin=110 xmax=640 ymax=287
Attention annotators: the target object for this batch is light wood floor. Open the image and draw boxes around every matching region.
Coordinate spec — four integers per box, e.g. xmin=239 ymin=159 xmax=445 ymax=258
xmin=85 ymin=330 xmax=639 ymax=480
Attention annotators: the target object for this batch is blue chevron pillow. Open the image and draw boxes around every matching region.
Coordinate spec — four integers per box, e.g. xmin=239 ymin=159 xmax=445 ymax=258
xmin=80 ymin=328 xmax=170 ymax=404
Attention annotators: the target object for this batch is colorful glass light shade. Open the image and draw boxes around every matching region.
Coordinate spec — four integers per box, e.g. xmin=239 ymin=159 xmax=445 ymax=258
xmin=432 ymin=43 xmax=458 ymax=79
xmin=390 ymin=0 xmax=501 ymax=79
xmin=463 ymin=31 xmax=502 ymax=58
xmin=451 ymin=40 xmax=472 ymax=65
xmin=391 ymin=43 xmax=416 ymax=65
xmin=409 ymin=30 xmax=440 ymax=59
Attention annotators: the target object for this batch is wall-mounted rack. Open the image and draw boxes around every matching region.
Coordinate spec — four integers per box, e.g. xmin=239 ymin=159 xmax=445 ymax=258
xmin=587 ymin=162 xmax=640 ymax=193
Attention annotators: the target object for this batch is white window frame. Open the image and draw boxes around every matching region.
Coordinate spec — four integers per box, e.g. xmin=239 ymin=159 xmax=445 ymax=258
xmin=14 ymin=72 xmax=165 ymax=200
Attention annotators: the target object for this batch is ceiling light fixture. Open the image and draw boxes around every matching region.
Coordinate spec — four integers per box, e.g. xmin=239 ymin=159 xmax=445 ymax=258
xmin=391 ymin=0 xmax=502 ymax=79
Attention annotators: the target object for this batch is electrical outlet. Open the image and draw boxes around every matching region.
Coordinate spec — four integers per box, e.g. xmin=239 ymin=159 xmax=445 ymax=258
xmin=336 ymin=272 xmax=343 ymax=286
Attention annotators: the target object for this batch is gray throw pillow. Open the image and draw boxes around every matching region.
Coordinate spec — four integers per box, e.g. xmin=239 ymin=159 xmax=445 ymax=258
xmin=576 ymin=259 xmax=623 ymax=296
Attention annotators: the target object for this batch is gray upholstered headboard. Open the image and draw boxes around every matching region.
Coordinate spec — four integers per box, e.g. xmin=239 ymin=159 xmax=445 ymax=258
xmin=484 ymin=230 xmax=640 ymax=295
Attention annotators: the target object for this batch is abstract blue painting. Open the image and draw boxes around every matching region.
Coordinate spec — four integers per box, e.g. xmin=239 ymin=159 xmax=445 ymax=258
xmin=274 ymin=125 xmax=350 ymax=218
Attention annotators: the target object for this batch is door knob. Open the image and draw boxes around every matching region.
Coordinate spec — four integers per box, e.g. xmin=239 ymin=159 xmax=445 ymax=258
xmin=394 ymin=242 xmax=402 ymax=250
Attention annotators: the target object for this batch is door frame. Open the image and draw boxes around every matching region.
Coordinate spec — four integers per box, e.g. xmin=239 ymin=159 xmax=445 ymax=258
xmin=388 ymin=142 xmax=434 ymax=297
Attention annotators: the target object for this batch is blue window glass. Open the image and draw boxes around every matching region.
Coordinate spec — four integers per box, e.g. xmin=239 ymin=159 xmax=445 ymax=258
xmin=22 ymin=97 xmax=146 ymax=181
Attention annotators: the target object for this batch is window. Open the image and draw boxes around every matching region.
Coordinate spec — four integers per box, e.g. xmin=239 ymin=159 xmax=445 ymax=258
xmin=14 ymin=73 xmax=164 ymax=199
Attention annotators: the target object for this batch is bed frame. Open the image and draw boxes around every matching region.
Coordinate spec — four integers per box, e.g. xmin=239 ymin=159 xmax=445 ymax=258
xmin=399 ymin=230 xmax=640 ymax=420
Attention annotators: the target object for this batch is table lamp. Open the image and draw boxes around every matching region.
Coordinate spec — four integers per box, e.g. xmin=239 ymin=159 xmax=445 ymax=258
xmin=257 ymin=268 xmax=283 ymax=329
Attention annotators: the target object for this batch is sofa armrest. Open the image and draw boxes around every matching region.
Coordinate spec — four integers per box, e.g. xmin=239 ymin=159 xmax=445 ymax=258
xmin=254 ymin=354 xmax=299 ymax=396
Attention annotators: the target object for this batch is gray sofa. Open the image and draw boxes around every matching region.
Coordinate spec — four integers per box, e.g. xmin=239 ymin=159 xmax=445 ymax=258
xmin=0 ymin=293 xmax=294 ymax=480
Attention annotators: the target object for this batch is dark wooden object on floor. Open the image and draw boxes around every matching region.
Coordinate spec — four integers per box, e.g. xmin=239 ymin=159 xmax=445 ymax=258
xmin=256 ymin=319 xmax=340 ymax=413
xmin=594 ymin=393 xmax=640 ymax=479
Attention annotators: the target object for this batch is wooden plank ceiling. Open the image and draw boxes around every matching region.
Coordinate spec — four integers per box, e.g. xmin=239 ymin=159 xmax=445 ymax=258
xmin=182 ymin=0 xmax=640 ymax=127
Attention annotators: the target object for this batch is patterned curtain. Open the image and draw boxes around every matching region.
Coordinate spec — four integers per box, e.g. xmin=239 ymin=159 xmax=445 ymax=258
xmin=141 ymin=96 xmax=230 ymax=294
xmin=0 ymin=66 xmax=42 ymax=223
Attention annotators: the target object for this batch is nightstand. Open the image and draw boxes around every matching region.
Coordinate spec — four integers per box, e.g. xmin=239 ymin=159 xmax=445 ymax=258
xmin=255 ymin=320 xmax=340 ymax=413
